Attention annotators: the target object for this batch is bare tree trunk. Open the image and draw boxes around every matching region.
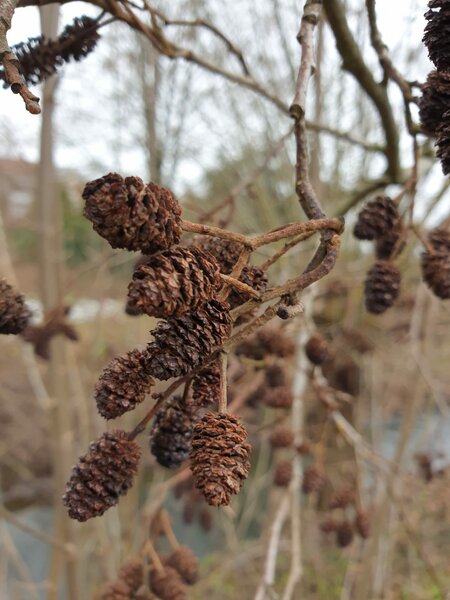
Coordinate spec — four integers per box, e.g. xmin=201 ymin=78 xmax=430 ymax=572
xmin=37 ymin=7 xmax=79 ymax=600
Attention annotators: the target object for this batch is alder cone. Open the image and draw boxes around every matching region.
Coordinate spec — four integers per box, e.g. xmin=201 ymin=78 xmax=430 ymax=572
xmin=235 ymin=327 xmax=295 ymax=360
xmin=265 ymin=386 xmax=293 ymax=409
xmin=63 ymin=430 xmax=141 ymax=522
xmin=0 ymin=16 xmax=100 ymax=87
xmin=353 ymin=196 xmax=399 ymax=241
xmin=354 ymin=511 xmax=370 ymax=539
xmin=149 ymin=566 xmax=187 ymax=600
xmin=421 ymin=249 xmax=450 ymax=299
xmin=418 ymin=71 xmax=450 ymax=135
xmin=269 ymin=426 xmax=294 ymax=449
xmin=0 ymin=279 xmax=31 ymax=335
xmin=98 ymin=579 xmax=132 ymax=600
xmin=265 ymin=364 xmax=287 ymax=388
xmin=436 ymin=111 xmax=450 ymax=175
xmin=375 ymin=223 xmax=405 ymax=260
xmin=190 ymin=412 xmax=251 ymax=506
xmin=127 ymin=247 xmax=221 ymax=319
xmin=364 ymin=261 xmax=401 ymax=314
xmin=166 ymin=546 xmax=199 ymax=585
xmin=197 ymin=237 xmax=245 ymax=274
xmin=95 ymin=349 xmax=153 ymax=419
xmin=320 ymin=518 xmax=338 ymax=534
xmin=146 ymin=300 xmax=232 ymax=380
xmin=83 ymin=173 xmax=182 ymax=254
xmin=304 ymin=333 xmax=332 ymax=365
xmin=227 ymin=265 xmax=268 ymax=310
xmin=273 ymin=460 xmax=293 ymax=487
xmin=192 ymin=364 xmax=220 ymax=408
xmin=336 ymin=521 xmax=354 ymax=548
xmin=118 ymin=560 xmax=144 ymax=594
xmin=428 ymin=227 xmax=450 ymax=252
xmin=329 ymin=487 xmax=355 ymax=510
xmin=150 ymin=396 xmax=196 ymax=469
xmin=423 ymin=0 xmax=450 ymax=72
xmin=302 ymin=465 xmax=325 ymax=494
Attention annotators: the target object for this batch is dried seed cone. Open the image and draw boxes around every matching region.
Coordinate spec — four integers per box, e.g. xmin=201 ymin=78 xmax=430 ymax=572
xmin=421 ymin=228 xmax=450 ymax=299
xmin=265 ymin=364 xmax=287 ymax=388
xmin=354 ymin=511 xmax=370 ymax=539
xmin=146 ymin=300 xmax=232 ymax=380
xmin=375 ymin=222 xmax=405 ymax=260
xmin=269 ymin=426 xmax=294 ymax=449
xmin=0 ymin=16 xmax=100 ymax=87
xmin=95 ymin=350 xmax=153 ymax=419
xmin=336 ymin=521 xmax=354 ymax=548
xmin=63 ymin=430 xmax=141 ymax=522
xmin=118 ymin=560 xmax=144 ymax=594
xmin=98 ymin=579 xmax=132 ymax=600
xmin=265 ymin=386 xmax=293 ymax=409
xmin=150 ymin=396 xmax=196 ymax=469
xmin=190 ymin=412 xmax=251 ymax=507
xmin=304 ymin=333 xmax=332 ymax=365
xmin=166 ymin=546 xmax=199 ymax=585
xmin=273 ymin=460 xmax=293 ymax=487
xmin=0 ymin=279 xmax=31 ymax=335
xmin=302 ymin=465 xmax=325 ymax=494
xmin=353 ymin=196 xmax=399 ymax=240
xmin=320 ymin=518 xmax=338 ymax=534
xmin=436 ymin=111 xmax=450 ymax=175
xmin=227 ymin=265 xmax=268 ymax=309
xmin=197 ymin=237 xmax=245 ymax=274
xmin=149 ymin=566 xmax=187 ymax=600
xmin=83 ymin=173 xmax=182 ymax=254
xmin=418 ymin=71 xmax=450 ymax=135
xmin=329 ymin=487 xmax=355 ymax=510
xmin=423 ymin=0 xmax=450 ymax=72
xmin=127 ymin=248 xmax=221 ymax=319
xmin=364 ymin=261 xmax=401 ymax=314
xmin=192 ymin=364 xmax=220 ymax=408
xmin=236 ymin=327 xmax=295 ymax=360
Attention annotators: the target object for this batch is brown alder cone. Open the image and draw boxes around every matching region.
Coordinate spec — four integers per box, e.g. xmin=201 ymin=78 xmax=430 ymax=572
xmin=192 ymin=363 xmax=220 ymax=408
xmin=265 ymin=386 xmax=294 ymax=409
xmin=83 ymin=173 xmax=182 ymax=254
xmin=62 ymin=431 xmax=141 ymax=522
xmin=265 ymin=364 xmax=287 ymax=388
xmin=146 ymin=300 xmax=232 ymax=380
xmin=98 ymin=579 xmax=132 ymax=600
xmin=304 ymin=333 xmax=333 ymax=365
xmin=354 ymin=511 xmax=370 ymax=539
xmin=0 ymin=279 xmax=31 ymax=335
xmin=329 ymin=487 xmax=355 ymax=510
xmin=149 ymin=566 xmax=187 ymax=600
xmin=302 ymin=465 xmax=325 ymax=494
xmin=269 ymin=426 xmax=295 ymax=449
xmin=421 ymin=228 xmax=450 ymax=299
xmin=336 ymin=521 xmax=354 ymax=547
xmin=273 ymin=460 xmax=293 ymax=487
xmin=118 ymin=560 xmax=144 ymax=594
xmin=423 ymin=0 xmax=450 ymax=72
xmin=190 ymin=412 xmax=251 ymax=506
xmin=0 ymin=16 xmax=100 ymax=87
xmin=95 ymin=349 xmax=154 ymax=419
xmin=166 ymin=546 xmax=199 ymax=585
xmin=235 ymin=326 xmax=295 ymax=360
xmin=126 ymin=247 xmax=221 ymax=319
xmin=21 ymin=305 xmax=78 ymax=360
xmin=196 ymin=237 xmax=245 ymax=274
xmin=375 ymin=222 xmax=405 ymax=260
xmin=320 ymin=518 xmax=338 ymax=534
xmin=227 ymin=265 xmax=268 ymax=310
xmin=418 ymin=71 xmax=450 ymax=135
xmin=364 ymin=261 xmax=401 ymax=314
xmin=436 ymin=111 xmax=450 ymax=176
xmin=149 ymin=395 xmax=196 ymax=469
xmin=353 ymin=196 xmax=400 ymax=241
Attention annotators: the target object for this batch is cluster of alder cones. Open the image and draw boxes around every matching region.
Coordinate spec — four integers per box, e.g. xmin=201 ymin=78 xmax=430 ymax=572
xmin=354 ymin=195 xmax=450 ymax=308
xmin=419 ymin=0 xmax=450 ymax=175
xmin=63 ymin=173 xmax=255 ymax=523
xmin=320 ymin=486 xmax=370 ymax=548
